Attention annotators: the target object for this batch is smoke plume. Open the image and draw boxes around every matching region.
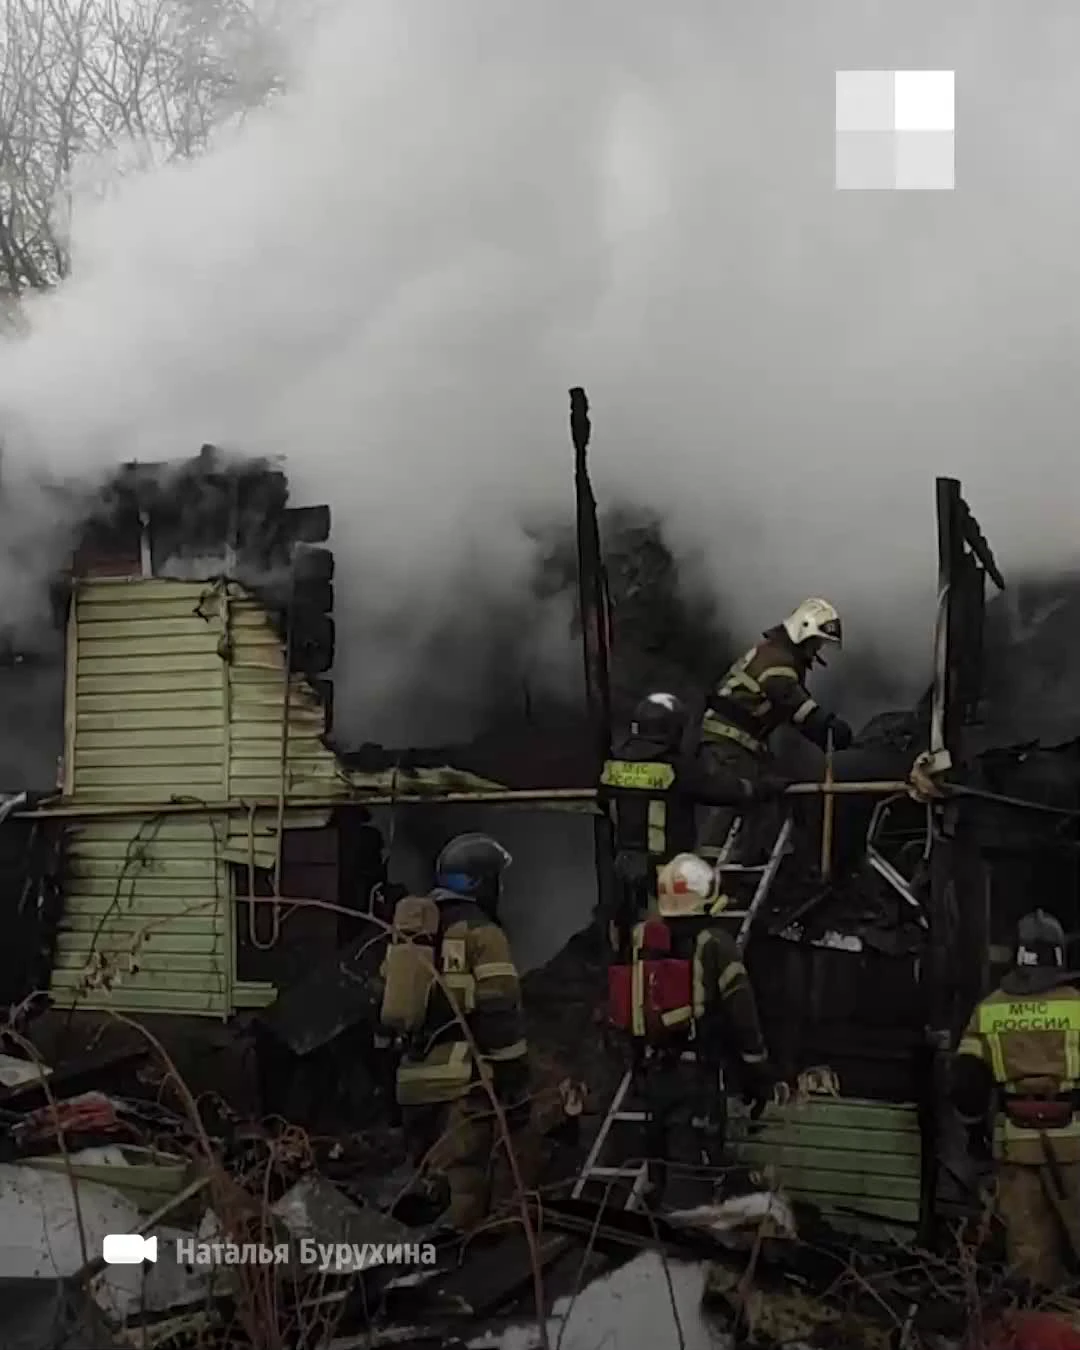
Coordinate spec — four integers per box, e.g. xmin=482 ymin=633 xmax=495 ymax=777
xmin=1 ymin=0 xmax=1078 ymax=744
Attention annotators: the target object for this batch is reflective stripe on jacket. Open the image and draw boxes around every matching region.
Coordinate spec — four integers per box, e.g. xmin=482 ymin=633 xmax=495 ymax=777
xmin=955 ymin=982 xmax=1080 ymax=1163
xmin=601 ymin=757 xmax=678 ymax=857
xmin=395 ymin=895 xmax=528 ymax=1107
xmin=600 ymin=747 xmax=754 ymax=869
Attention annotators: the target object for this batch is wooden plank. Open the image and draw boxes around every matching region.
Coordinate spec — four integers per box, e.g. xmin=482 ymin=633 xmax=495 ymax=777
xmin=78 ymin=617 xmax=213 ymax=641
xmin=57 ymin=914 xmax=226 ymax=936
xmin=67 ymin=819 xmax=231 ymax=844
xmin=77 ymin=653 xmax=221 ymax=676
xmin=74 ymin=745 xmax=226 ymax=769
xmin=77 ymin=719 xmax=224 ymax=741
xmin=78 ymin=635 xmax=223 ymax=658
xmin=0 ymin=1045 xmax=147 ymax=1108
xmin=52 ymin=951 xmax=225 ymax=975
xmin=737 ymin=1162 xmax=920 ymax=1203
xmin=62 ymin=878 xmax=227 ymax=900
xmin=78 ymin=597 xmax=218 ymax=624
xmin=733 ymin=1141 xmax=920 ymax=1176
xmin=49 ymin=985 xmax=226 ymax=1014
xmin=55 ymin=929 xmax=224 ymax=955
xmin=76 ymin=678 xmax=223 ymax=701
xmin=77 ymin=579 xmax=209 ymax=603
xmin=49 ymin=967 xmax=229 ymax=996
xmin=71 ymin=765 xmax=226 ymax=790
xmin=61 ymin=786 xmax=227 ymax=803
xmin=68 ymin=838 xmax=228 ymax=861
xmin=754 ymin=1098 xmax=919 ymax=1133
xmin=744 ymin=1120 xmax=921 ymax=1156
xmin=232 ymin=983 xmax=279 ymax=1008
xmin=785 ymin=1188 xmax=920 ymax=1223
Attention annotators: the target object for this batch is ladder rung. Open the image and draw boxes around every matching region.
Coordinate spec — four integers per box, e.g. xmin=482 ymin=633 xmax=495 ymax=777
xmin=612 ymin=1110 xmax=647 ymax=1122
xmin=716 ymin=863 xmax=767 ymax=873
xmin=587 ymin=1166 xmax=648 ymax=1180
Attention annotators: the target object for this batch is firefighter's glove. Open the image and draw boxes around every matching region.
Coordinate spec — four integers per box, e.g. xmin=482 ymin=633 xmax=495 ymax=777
xmin=825 ymin=716 xmax=854 ymax=752
xmin=750 ymin=774 xmax=792 ymax=803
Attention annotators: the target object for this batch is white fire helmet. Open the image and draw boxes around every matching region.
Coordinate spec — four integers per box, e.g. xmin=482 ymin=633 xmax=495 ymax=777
xmin=781 ymin=598 xmax=842 ymax=650
xmin=657 ymin=853 xmax=724 ymax=917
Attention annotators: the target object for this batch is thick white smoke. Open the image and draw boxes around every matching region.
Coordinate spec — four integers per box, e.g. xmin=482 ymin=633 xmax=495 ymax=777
xmin=1 ymin=0 xmax=1079 ymax=744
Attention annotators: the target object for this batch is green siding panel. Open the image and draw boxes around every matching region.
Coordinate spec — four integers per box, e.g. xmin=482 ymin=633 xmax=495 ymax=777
xmin=78 ymin=654 xmax=223 ymax=676
xmin=47 ymin=982 xmax=229 ymax=1015
xmin=77 ymin=721 xmax=225 ymax=742
xmin=224 ymin=594 xmax=346 ymax=804
xmin=57 ymin=915 xmax=225 ymax=938
xmin=756 ymin=1098 xmax=919 ymax=1133
xmin=55 ymin=930 xmax=224 ymax=956
xmin=730 ymin=1097 xmax=922 ymax=1232
xmin=736 ymin=1143 xmax=919 ymax=1177
xmin=77 ymin=679 xmax=224 ymax=701
xmin=52 ymin=577 xmax=349 ymax=1017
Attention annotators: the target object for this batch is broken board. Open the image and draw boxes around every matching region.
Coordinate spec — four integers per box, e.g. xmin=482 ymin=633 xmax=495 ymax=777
xmin=730 ymin=1096 xmax=921 ymax=1237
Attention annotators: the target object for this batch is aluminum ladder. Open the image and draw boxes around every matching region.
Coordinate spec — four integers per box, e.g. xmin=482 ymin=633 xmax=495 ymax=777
xmin=712 ymin=811 xmax=794 ymax=955
xmin=570 ymin=1066 xmax=651 ymax=1210
xmin=572 ymin=812 xmax=794 ymax=1209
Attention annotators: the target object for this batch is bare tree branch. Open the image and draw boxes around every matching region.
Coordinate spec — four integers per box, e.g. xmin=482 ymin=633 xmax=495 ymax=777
xmin=0 ymin=0 xmax=288 ymax=299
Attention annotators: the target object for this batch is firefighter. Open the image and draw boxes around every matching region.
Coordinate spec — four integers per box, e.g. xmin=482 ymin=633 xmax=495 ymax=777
xmin=386 ymin=833 xmax=530 ymax=1234
xmin=952 ymin=909 xmax=1080 ymax=1287
xmin=698 ymin=598 xmax=853 ymax=857
xmin=617 ymin=853 xmax=785 ymax=1203
xmin=600 ymin=692 xmax=789 ymax=943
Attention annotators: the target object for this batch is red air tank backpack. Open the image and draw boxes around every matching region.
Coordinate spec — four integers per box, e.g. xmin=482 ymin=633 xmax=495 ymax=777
xmin=607 ymin=917 xmax=693 ymax=1041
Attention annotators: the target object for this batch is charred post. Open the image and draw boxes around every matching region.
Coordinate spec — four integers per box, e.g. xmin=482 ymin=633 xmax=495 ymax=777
xmin=921 ymin=477 xmax=1005 ymax=1242
xmin=570 ymin=387 xmax=617 ymax=940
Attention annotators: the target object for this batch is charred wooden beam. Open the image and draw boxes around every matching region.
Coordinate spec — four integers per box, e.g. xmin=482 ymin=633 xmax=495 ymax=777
xmin=569 ymin=386 xmax=613 ymax=765
xmin=957 ymin=495 xmax=1005 ymax=592
xmin=924 ymin=477 xmax=1002 ymax=1247
xmin=570 ymin=386 xmax=618 ymax=948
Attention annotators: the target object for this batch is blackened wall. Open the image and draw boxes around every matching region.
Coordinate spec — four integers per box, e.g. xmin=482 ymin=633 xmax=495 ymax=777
xmin=0 ymin=653 xmax=64 ymax=791
xmin=0 ymin=818 xmax=64 ymax=1007
xmin=749 ymin=937 xmax=927 ymax=1102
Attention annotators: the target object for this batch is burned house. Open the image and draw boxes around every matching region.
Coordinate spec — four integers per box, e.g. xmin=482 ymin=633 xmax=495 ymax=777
xmin=2 ymin=411 xmax=1080 ymax=1289
xmin=0 ymin=446 xmax=502 ymax=1026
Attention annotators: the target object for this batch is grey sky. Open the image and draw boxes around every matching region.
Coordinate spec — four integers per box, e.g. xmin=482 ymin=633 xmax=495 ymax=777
xmin=0 ymin=1 xmax=1075 ymax=740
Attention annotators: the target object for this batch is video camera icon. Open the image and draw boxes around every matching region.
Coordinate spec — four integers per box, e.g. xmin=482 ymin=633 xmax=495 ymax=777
xmin=103 ymin=1234 xmax=158 ymax=1265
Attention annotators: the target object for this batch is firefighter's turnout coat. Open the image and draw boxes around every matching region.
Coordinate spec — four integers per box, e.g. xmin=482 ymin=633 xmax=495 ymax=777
xmin=393 ymin=889 xmax=528 ymax=1108
xmin=953 ymin=976 xmax=1080 ymax=1286
xmin=703 ymin=625 xmax=834 ymax=757
xmin=609 ymin=905 xmax=769 ymax=1079
xmin=600 ymin=732 xmax=758 ymax=925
